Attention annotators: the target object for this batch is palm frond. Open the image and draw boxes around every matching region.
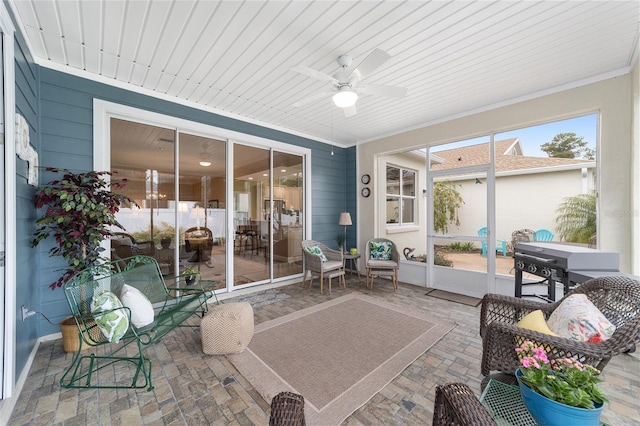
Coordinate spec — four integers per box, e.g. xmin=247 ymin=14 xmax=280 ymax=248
xmin=555 ymin=191 xmax=596 ymax=243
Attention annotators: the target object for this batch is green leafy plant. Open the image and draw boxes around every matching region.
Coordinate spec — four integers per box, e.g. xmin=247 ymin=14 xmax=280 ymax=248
xmin=182 ymin=266 xmax=200 ymax=285
xmin=555 ymin=191 xmax=596 ymax=243
xmin=516 ymin=340 xmax=607 ymax=409
xmin=433 ymin=181 xmax=464 ymax=234
xmin=32 ymin=168 xmax=134 ymax=290
xmin=336 ymin=233 xmax=347 ymax=251
xmin=182 ymin=266 xmax=199 ymax=278
xmin=410 ymin=252 xmax=453 ymax=267
xmin=448 ymin=241 xmax=476 ymax=252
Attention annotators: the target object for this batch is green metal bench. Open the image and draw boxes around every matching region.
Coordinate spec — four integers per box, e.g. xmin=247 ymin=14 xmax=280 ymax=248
xmin=60 ymin=255 xmax=217 ymax=391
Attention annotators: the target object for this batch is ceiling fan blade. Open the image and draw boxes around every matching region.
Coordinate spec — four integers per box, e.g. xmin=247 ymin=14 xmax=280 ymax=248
xmin=343 ymin=104 xmax=357 ymax=118
xmin=290 ymin=65 xmax=337 ymax=83
xmin=360 ymin=84 xmax=407 ymax=98
xmin=292 ymin=90 xmax=334 ymax=108
xmin=352 ymin=48 xmax=391 ymax=80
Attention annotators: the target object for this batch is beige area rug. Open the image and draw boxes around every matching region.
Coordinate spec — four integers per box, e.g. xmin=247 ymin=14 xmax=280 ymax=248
xmin=425 ymin=289 xmax=482 ymax=307
xmin=228 ymin=293 xmax=456 ymax=425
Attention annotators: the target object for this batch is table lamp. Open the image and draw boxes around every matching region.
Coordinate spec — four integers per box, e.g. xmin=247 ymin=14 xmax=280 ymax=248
xmin=339 ymin=212 xmax=352 ymax=252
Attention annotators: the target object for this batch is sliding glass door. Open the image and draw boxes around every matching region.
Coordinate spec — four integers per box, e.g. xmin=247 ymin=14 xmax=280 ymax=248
xmin=232 ymin=145 xmax=304 ymax=287
xmin=108 ymin=113 xmax=306 ymax=294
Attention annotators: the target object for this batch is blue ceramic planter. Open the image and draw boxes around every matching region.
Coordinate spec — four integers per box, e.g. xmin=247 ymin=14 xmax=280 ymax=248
xmin=515 ymin=369 xmax=603 ymax=426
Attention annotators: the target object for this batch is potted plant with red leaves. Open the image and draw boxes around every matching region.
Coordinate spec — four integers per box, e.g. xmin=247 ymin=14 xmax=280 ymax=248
xmin=32 ymin=168 xmax=134 ymax=351
xmin=32 ymin=168 xmax=134 ymax=289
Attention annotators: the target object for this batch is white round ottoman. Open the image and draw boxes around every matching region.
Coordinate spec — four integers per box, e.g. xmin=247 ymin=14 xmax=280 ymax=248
xmin=201 ymin=302 xmax=254 ymax=355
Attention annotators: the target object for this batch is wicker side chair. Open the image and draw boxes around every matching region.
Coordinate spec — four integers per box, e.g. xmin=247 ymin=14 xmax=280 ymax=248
xmin=300 ymin=240 xmax=344 ymax=294
xmin=269 ymin=391 xmax=306 ymax=426
xmin=433 ymin=383 xmax=497 ymax=426
xmin=365 ymin=238 xmax=399 ymax=290
xmin=480 ymin=276 xmax=640 ymax=377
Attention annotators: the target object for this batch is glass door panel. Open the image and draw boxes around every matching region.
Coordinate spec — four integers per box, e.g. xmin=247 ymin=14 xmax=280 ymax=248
xmin=272 ymin=151 xmax=304 ymax=279
xmin=179 ymin=133 xmax=226 ymax=290
xmin=233 ymin=144 xmax=270 ymax=286
xmin=110 ymin=118 xmax=176 ymax=274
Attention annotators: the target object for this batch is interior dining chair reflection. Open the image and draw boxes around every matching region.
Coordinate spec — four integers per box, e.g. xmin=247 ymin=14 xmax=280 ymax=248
xmin=184 ymin=227 xmax=214 ymax=266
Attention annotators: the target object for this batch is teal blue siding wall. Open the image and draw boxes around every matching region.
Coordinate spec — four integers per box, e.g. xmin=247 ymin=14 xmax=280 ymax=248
xmin=13 ymin=28 xmax=40 ymax=379
xmin=36 ymin=68 xmax=353 ymax=335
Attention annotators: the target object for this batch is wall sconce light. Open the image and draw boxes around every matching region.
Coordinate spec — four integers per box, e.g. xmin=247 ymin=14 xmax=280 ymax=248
xmin=475 ymin=178 xmax=482 ymax=184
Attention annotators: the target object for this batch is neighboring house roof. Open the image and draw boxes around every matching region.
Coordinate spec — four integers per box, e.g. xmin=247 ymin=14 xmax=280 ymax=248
xmin=430 ymin=138 xmax=594 ymax=174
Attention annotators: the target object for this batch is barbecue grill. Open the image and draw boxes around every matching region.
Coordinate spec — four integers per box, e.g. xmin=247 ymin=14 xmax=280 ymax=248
xmin=514 ymin=242 xmax=619 ymax=301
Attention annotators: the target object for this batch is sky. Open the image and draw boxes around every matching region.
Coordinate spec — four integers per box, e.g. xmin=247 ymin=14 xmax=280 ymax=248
xmin=496 ymin=114 xmax=597 ymax=158
xmin=431 ymin=113 xmax=598 ymax=158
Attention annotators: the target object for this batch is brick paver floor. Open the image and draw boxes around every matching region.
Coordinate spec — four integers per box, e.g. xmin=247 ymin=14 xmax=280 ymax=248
xmin=8 ymin=276 xmax=639 ymax=425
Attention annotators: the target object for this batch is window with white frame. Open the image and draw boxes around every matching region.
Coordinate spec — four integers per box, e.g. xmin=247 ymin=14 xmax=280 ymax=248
xmin=386 ymin=165 xmax=416 ymax=225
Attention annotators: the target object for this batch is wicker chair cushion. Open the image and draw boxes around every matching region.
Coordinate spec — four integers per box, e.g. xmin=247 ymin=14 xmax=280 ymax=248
xmin=321 ymin=260 xmax=343 ymax=272
xmin=370 ymin=241 xmax=392 ymax=260
xmin=547 ymin=294 xmax=616 ymax=342
xmin=304 ymin=245 xmax=328 ymax=262
xmin=516 ymin=310 xmax=557 ymax=336
xmin=367 ymin=259 xmax=398 ymax=268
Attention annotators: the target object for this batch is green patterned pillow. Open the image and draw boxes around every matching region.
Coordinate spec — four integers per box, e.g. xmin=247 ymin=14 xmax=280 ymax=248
xmin=370 ymin=241 xmax=392 ymax=260
xmin=91 ymin=290 xmax=129 ymax=343
xmin=305 ymin=245 xmax=328 ymax=262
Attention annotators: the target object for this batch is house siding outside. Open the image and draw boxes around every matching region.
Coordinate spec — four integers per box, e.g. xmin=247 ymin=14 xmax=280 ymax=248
xmin=13 ymin=27 xmax=40 ymax=381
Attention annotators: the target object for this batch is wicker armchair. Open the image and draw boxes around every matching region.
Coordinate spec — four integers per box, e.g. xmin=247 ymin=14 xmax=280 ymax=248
xmin=111 ymin=232 xmax=155 ymax=259
xmin=433 ymin=383 xmax=497 ymax=426
xmin=269 ymin=391 xmax=306 ymax=426
xmin=365 ymin=238 xmax=399 ymax=290
xmin=480 ymin=276 xmax=640 ymax=377
xmin=301 ymin=240 xmax=344 ymax=294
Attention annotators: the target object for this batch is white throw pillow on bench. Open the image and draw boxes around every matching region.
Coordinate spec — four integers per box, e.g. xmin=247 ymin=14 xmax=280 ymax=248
xmin=120 ymin=284 xmax=155 ymax=328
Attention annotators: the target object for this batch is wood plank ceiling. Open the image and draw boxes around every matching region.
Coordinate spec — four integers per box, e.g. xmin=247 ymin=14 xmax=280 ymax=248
xmin=9 ymin=1 xmax=640 ymax=146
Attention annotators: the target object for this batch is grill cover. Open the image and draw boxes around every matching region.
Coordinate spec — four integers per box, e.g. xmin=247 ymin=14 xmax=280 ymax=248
xmin=515 ymin=242 xmax=619 ymax=271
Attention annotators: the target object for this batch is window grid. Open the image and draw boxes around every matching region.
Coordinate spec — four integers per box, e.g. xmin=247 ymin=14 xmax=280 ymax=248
xmin=386 ymin=165 xmax=416 ymax=226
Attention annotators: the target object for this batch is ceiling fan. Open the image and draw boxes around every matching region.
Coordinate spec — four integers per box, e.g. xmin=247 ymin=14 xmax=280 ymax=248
xmin=291 ymin=48 xmax=407 ymax=117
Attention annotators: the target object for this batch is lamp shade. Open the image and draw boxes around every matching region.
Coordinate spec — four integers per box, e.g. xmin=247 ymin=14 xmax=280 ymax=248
xmin=339 ymin=212 xmax=352 ymax=226
xmin=332 ymin=88 xmax=358 ymax=108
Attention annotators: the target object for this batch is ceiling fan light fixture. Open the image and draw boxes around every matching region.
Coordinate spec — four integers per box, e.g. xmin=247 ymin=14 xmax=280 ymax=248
xmin=199 ymin=149 xmax=212 ymax=167
xmin=332 ymin=87 xmax=358 ymax=108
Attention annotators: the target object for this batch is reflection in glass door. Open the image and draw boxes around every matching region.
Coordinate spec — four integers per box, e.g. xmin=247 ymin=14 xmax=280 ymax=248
xmin=110 ymin=119 xmax=227 ymax=290
xmin=272 ymin=151 xmax=303 ymax=279
xmin=109 ymin=115 xmax=306 ymax=294
xmin=233 ymin=144 xmax=270 ymax=286
xmin=179 ymin=133 xmax=227 ymax=290
xmin=233 ymin=145 xmax=304 ymax=287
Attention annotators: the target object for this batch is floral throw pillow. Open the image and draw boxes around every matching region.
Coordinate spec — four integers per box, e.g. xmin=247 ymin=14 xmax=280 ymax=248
xmin=547 ymin=294 xmax=616 ymax=342
xmin=370 ymin=241 xmax=392 ymax=260
xmin=91 ymin=290 xmax=129 ymax=343
xmin=305 ymin=245 xmax=328 ymax=262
